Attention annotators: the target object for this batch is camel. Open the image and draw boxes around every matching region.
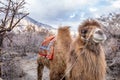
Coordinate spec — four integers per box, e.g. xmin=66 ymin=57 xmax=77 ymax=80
xmin=37 ymin=26 xmax=72 ymax=80
xmin=66 ymin=19 xmax=107 ymax=80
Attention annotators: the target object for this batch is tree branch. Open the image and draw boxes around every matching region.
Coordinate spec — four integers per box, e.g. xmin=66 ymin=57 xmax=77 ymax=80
xmin=11 ymin=13 xmax=29 ymax=29
xmin=0 ymin=0 xmax=29 ymax=34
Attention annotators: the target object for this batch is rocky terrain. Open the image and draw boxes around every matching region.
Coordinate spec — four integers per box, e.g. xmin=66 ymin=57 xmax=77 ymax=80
xmin=1 ymin=31 xmax=50 ymax=80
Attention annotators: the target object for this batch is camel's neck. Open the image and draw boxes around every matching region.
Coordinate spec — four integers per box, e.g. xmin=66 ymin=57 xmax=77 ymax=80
xmin=86 ymin=39 xmax=101 ymax=55
xmin=77 ymin=37 xmax=101 ymax=55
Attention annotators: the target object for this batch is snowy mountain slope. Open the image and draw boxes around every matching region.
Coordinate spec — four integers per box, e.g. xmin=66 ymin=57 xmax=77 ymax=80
xmin=24 ymin=16 xmax=53 ymax=29
xmin=12 ymin=16 xmax=56 ymax=34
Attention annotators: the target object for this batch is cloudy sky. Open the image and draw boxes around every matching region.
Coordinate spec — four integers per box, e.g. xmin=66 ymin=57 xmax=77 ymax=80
xmin=25 ymin=0 xmax=120 ymax=28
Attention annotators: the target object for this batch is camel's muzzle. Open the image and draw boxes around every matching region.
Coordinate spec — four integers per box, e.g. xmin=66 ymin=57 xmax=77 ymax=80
xmin=93 ymin=28 xmax=107 ymax=43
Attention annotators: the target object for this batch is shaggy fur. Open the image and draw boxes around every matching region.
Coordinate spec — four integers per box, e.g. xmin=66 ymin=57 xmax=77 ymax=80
xmin=37 ymin=26 xmax=72 ymax=80
xmin=66 ymin=20 xmax=106 ymax=80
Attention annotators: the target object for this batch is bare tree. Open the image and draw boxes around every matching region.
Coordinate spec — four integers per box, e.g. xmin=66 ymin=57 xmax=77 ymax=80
xmin=0 ymin=0 xmax=29 ymax=46
xmin=0 ymin=0 xmax=29 ymax=77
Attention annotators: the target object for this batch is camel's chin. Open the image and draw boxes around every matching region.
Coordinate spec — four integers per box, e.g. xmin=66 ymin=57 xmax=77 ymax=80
xmin=93 ymin=38 xmax=104 ymax=43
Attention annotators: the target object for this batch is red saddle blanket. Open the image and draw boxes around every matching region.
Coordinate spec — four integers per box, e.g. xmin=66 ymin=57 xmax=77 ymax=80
xmin=39 ymin=35 xmax=55 ymax=60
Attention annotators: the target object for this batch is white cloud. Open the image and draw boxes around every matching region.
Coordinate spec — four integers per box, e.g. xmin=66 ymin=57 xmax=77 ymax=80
xmin=70 ymin=13 xmax=76 ymax=18
xmin=63 ymin=0 xmax=96 ymax=9
xmin=89 ymin=7 xmax=97 ymax=12
xmin=96 ymin=0 xmax=120 ymax=15
xmin=25 ymin=0 xmax=120 ymax=27
xmin=25 ymin=0 xmax=98 ymax=21
xmin=81 ymin=12 xmax=85 ymax=17
xmin=111 ymin=0 xmax=120 ymax=8
xmin=94 ymin=14 xmax=100 ymax=18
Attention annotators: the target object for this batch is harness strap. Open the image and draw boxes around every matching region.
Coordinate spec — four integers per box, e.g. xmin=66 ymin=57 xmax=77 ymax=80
xmin=42 ymin=35 xmax=55 ymax=46
xmin=39 ymin=52 xmax=47 ymax=57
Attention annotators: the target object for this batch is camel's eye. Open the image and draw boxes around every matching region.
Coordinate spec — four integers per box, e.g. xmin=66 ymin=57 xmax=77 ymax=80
xmin=81 ymin=29 xmax=88 ymax=34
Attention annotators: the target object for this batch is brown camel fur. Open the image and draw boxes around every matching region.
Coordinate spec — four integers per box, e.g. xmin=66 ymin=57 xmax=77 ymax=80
xmin=37 ymin=26 xmax=72 ymax=80
xmin=66 ymin=19 xmax=106 ymax=80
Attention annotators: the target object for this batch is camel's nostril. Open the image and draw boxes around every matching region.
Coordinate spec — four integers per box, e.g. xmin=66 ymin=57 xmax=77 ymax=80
xmin=95 ymin=30 xmax=103 ymax=35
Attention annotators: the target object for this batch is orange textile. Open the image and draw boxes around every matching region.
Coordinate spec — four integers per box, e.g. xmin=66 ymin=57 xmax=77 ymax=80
xmin=39 ymin=35 xmax=55 ymax=60
xmin=41 ymin=35 xmax=55 ymax=46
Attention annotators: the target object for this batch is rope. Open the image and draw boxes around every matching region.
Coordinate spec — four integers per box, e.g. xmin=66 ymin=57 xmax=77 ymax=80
xmin=60 ymin=29 xmax=95 ymax=80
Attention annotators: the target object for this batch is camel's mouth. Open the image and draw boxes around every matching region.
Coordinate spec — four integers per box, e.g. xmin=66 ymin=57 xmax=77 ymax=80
xmin=93 ymin=37 xmax=105 ymax=43
xmin=92 ymin=29 xmax=107 ymax=43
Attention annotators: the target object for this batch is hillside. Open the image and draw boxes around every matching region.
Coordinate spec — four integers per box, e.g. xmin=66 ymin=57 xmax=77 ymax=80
xmin=24 ymin=16 xmax=53 ymax=29
xmin=12 ymin=16 xmax=56 ymax=34
xmin=97 ymin=11 xmax=120 ymax=80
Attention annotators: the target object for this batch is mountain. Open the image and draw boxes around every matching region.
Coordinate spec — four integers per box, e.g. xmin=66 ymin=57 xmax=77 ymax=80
xmin=24 ymin=16 xmax=54 ymax=29
xmin=13 ymin=15 xmax=57 ymax=34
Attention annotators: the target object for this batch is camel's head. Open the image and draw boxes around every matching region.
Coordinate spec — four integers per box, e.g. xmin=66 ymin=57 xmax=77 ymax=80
xmin=78 ymin=19 xmax=106 ymax=43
